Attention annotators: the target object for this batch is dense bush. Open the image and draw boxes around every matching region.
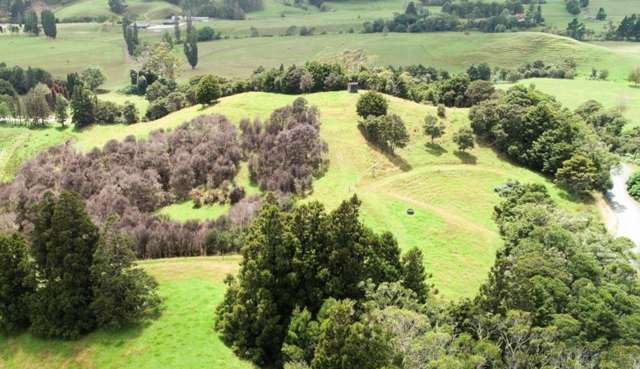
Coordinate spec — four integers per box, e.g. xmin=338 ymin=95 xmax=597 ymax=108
xmin=356 ymin=91 xmax=388 ymax=118
xmin=452 ymin=183 xmax=640 ymax=366
xmin=626 ymin=171 xmax=640 ymax=200
xmin=2 ymin=115 xmax=245 ymax=258
xmin=470 ymin=85 xmax=615 ymax=193
xmin=241 ymin=97 xmax=328 ymax=194
xmin=358 ymin=114 xmax=409 ymax=153
xmin=494 ymin=59 xmax=577 ymax=82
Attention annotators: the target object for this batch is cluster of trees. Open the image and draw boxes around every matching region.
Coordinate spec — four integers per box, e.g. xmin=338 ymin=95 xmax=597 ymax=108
xmin=215 ymin=195 xmax=430 ymax=368
xmin=356 ymin=92 xmax=409 ymax=153
xmin=495 ymin=59 xmax=577 ymax=82
xmin=215 ymin=182 xmax=640 ymax=369
xmin=191 ymin=0 xmax=264 ymax=19
xmin=1 ymin=115 xmax=249 ymax=258
xmin=241 ymin=97 xmax=328 ymax=194
xmin=0 ymin=192 xmax=160 ymax=338
xmin=363 ymin=0 xmax=543 ymax=34
xmin=20 ymin=9 xmax=57 ymax=38
xmin=611 ymin=14 xmax=640 ymax=41
xmin=470 ymin=85 xmax=616 ymax=194
xmin=574 ymin=99 xmax=628 ymax=152
xmin=241 ymin=62 xmax=495 ymax=108
xmin=453 ymin=182 xmax=640 ymax=367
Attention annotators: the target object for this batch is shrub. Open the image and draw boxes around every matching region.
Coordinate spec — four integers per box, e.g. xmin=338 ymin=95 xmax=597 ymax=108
xmin=197 ymin=26 xmax=217 ymax=41
xmin=627 ymin=171 xmax=640 ymax=200
xmin=356 ymin=91 xmax=388 ymax=118
xmin=122 ymin=101 xmax=139 ymax=124
xmin=196 ymin=75 xmax=222 ymax=106
xmin=95 ymin=101 xmax=122 ymax=124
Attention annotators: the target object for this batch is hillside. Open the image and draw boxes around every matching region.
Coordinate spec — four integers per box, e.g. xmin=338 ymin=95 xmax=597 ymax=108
xmin=0 ymin=91 xmax=593 ymax=298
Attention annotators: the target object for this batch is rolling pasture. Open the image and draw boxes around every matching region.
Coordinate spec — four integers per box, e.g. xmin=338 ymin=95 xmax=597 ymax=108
xmin=2 ymin=27 xmax=640 ymax=88
xmin=0 ymin=91 xmax=591 ymax=298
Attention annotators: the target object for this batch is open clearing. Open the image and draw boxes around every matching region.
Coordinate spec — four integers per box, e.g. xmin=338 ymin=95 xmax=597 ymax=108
xmin=0 ymin=91 xmax=592 ymax=299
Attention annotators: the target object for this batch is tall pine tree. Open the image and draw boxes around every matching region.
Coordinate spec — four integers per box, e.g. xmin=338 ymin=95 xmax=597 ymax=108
xmin=29 ymin=192 xmax=100 ymax=339
xmin=0 ymin=233 xmax=34 ymax=334
xmin=41 ymin=10 xmax=57 ymax=39
xmin=183 ymin=14 xmax=198 ymax=69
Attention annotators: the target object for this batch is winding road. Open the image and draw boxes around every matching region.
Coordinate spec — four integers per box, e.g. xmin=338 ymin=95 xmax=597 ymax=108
xmin=604 ymin=163 xmax=640 ymax=250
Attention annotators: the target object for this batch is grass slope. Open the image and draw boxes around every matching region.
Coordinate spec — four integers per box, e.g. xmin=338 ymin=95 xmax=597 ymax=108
xmin=0 ymin=256 xmax=251 ymax=369
xmin=0 ymin=91 xmax=591 ymax=298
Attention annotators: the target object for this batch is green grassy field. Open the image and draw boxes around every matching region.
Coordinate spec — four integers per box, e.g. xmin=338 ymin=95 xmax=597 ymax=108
xmin=0 ymin=256 xmax=252 ymax=369
xmin=0 ymin=91 xmax=592 ymax=298
xmin=3 ymin=27 xmax=639 ymax=88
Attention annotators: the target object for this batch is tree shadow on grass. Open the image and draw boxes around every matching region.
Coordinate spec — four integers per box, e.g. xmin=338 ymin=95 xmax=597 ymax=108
xmin=425 ymin=142 xmax=447 ymax=156
xmin=454 ymin=151 xmax=477 ymax=165
xmin=365 ymin=141 xmax=412 ymax=172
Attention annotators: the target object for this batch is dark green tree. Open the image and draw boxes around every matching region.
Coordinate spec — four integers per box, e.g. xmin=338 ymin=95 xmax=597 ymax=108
xmin=90 ymin=219 xmax=161 ymax=328
xmin=401 ymin=248 xmax=429 ymax=303
xmin=596 ymin=7 xmax=606 ymax=21
xmin=452 ymin=127 xmax=474 ymax=152
xmin=29 ymin=192 xmax=100 ymax=339
xmin=310 ymin=299 xmax=392 ymax=369
xmin=0 ymin=233 xmax=34 ymax=334
xmin=183 ymin=15 xmax=198 ymax=69
xmin=195 ymin=75 xmax=221 ymax=106
xmin=566 ymin=0 xmax=580 ymax=15
xmin=71 ymin=85 xmax=96 ymax=128
xmin=41 ymin=10 xmax=56 ymax=38
xmin=567 ymin=18 xmax=586 ymax=40
xmin=23 ymin=10 xmax=38 ymax=35
xmin=356 ymin=91 xmax=388 ymax=118
xmin=108 ymin=0 xmax=127 ymax=14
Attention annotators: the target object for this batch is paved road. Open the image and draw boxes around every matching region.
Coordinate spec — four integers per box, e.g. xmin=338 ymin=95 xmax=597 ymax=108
xmin=605 ymin=163 xmax=640 ymax=249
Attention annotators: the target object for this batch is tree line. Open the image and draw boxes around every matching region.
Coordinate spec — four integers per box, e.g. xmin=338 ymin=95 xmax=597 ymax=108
xmin=363 ymin=0 xmax=543 ymax=34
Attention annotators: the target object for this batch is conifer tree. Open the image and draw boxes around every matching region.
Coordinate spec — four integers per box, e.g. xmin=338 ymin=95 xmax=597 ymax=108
xmin=0 ymin=233 xmax=34 ymax=334
xmin=41 ymin=9 xmax=56 ymax=38
xmin=29 ymin=192 xmax=100 ymax=339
